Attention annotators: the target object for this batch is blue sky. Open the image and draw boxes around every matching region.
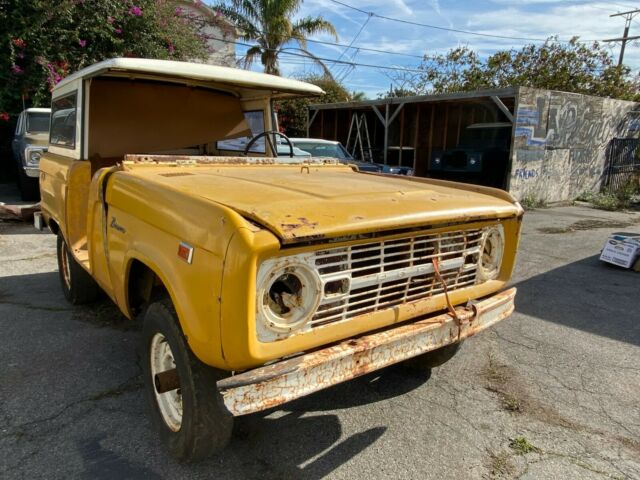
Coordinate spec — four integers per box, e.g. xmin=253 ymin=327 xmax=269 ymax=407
xmin=218 ymin=0 xmax=640 ymax=98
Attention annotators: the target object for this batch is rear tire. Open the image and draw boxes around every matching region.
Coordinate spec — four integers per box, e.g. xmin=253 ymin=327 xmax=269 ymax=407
xmin=142 ymin=299 xmax=233 ymax=462
xmin=402 ymin=342 xmax=463 ymax=372
xmin=56 ymin=233 xmax=99 ymax=304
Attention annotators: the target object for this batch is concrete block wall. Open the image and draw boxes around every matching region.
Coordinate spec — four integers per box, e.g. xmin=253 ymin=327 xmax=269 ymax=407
xmin=509 ymin=87 xmax=639 ymax=203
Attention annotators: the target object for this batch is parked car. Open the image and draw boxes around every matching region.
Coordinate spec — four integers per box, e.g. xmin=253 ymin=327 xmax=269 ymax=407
xmin=290 ymin=138 xmax=415 ymax=175
xmin=276 ymin=141 xmax=311 ymax=159
xmin=430 ymin=122 xmax=511 ymax=188
xmin=289 ymin=138 xmax=383 ymax=172
xmin=11 ymin=107 xmax=51 ymax=200
xmin=38 ymin=58 xmax=523 ymax=462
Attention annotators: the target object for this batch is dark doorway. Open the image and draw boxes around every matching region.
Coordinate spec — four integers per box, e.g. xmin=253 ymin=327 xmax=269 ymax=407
xmin=602 ymin=138 xmax=640 ymax=195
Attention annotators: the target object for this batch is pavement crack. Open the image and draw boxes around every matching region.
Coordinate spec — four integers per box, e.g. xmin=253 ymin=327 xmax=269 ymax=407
xmin=3 ymin=373 xmax=142 ymax=438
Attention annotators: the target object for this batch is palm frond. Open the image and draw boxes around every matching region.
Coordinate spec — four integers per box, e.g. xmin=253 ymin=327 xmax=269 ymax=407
xmin=292 ymin=16 xmax=338 ymax=48
xmin=212 ymin=3 xmax=260 ymax=40
xmin=242 ymin=45 xmax=263 ymax=69
xmin=285 ymin=47 xmax=335 ymax=79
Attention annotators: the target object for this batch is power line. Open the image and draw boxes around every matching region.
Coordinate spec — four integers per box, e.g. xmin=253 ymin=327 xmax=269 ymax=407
xmin=328 ymin=0 xmax=601 ymax=43
xmin=335 ymin=13 xmax=372 ymax=63
xmin=273 ymin=33 xmax=424 ymax=60
xmin=332 ymin=13 xmax=372 ymax=80
xmin=208 ymin=34 xmax=426 ymax=74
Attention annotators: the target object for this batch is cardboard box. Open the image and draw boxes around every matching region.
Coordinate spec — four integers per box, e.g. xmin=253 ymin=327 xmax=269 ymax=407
xmin=600 ymin=234 xmax=640 ymax=269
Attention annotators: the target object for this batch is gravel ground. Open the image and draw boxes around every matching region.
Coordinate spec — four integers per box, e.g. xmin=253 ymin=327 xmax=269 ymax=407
xmin=1 ymin=182 xmax=639 ymax=479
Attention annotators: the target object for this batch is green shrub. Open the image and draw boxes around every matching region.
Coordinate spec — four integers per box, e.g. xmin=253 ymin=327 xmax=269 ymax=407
xmin=519 ymin=194 xmax=547 ymax=210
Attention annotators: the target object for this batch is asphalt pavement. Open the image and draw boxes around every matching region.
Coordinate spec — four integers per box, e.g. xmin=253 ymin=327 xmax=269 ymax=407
xmin=1 ymin=182 xmax=639 ymax=479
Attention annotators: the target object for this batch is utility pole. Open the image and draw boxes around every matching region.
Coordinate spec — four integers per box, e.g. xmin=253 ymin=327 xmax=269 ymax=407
xmin=603 ymin=9 xmax=640 ymax=66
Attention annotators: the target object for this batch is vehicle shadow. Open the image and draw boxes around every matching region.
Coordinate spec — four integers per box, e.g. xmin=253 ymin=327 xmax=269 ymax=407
xmin=513 ymin=253 xmax=639 ymax=347
xmin=220 ymin=412 xmax=387 ymax=480
xmin=1 ymin=270 xmax=425 ymax=479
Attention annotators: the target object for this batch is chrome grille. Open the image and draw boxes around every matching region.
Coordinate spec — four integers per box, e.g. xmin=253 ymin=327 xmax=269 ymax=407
xmin=310 ymin=228 xmax=484 ymax=327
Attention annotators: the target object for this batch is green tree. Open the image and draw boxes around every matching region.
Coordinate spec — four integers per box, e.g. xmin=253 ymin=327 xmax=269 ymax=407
xmin=0 ymin=0 xmax=208 ymax=118
xmin=276 ymin=74 xmax=352 ymax=137
xmin=213 ymin=0 xmax=337 ymax=76
xmin=387 ymin=38 xmax=639 ymax=100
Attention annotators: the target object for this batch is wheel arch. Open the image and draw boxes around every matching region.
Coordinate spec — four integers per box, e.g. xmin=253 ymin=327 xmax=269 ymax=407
xmin=124 ymin=254 xmax=176 ymax=320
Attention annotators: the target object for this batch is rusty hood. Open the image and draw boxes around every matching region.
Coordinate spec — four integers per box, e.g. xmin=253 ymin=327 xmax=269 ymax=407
xmin=127 ymin=164 xmax=522 ymax=243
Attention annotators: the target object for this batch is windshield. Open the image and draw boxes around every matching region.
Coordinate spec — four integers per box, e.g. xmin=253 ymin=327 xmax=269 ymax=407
xmin=26 ymin=112 xmax=50 ymax=133
xmin=293 ymin=142 xmax=352 ymax=160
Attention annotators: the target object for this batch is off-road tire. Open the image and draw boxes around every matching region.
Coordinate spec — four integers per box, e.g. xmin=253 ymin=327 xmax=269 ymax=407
xmin=56 ymin=233 xmax=99 ymax=304
xmin=402 ymin=342 xmax=463 ymax=372
xmin=17 ymin=169 xmax=40 ymax=201
xmin=142 ymin=299 xmax=233 ymax=462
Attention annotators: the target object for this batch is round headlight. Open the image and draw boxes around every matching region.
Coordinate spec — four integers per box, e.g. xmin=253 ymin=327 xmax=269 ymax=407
xmin=478 ymin=226 xmax=504 ymax=281
xmin=24 ymin=148 xmax=44 ymax=167
xmin=29 ymin=150 xmax=42 ymax=163
xmin=258 ymin=264 xmax=321 ymax=333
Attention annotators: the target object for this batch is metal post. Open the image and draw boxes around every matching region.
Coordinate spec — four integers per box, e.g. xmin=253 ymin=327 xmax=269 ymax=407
xmin=619 ymin=22 xmax=630 ymax=66
xmin=384 ymin=104 xmax=389 ymax=165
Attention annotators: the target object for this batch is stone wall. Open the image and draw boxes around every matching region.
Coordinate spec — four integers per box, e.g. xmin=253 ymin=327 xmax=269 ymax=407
xmin=509 ymin=87 xmax=639 ymax=203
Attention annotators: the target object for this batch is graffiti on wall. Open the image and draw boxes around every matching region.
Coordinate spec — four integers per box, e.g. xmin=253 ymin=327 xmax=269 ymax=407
xmin=515 ymin=93 xmax=640 ymax=149
xmin=512 ymin=88 xmax=640 ymax=202
xmin=514 ymin=96 xmax=548 ymax=147
xmin=514 ymin=168 xmax=538 ymax=179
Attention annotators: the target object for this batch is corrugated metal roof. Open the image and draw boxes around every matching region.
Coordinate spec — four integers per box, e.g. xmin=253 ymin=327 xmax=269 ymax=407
xmin=309 ymin=87 xmax=518 ymax=110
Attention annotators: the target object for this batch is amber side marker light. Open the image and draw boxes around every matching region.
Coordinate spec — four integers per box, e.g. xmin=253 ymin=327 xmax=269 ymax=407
xmin=177 ymin=242 xmax=194 ymax=264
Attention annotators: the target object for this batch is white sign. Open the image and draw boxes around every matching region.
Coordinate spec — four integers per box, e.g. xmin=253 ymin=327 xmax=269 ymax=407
xmin=600 ymin=234 xmax=640 ymax=269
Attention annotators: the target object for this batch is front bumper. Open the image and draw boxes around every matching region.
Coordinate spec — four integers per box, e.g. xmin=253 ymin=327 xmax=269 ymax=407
xmin=24 ymin=167 xmax=40 ymax=178
xmin=218 ymin=287 xmax=516 ymax=416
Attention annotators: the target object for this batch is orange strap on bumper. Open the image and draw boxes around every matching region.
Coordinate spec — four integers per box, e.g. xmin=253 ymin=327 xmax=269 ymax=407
xmin=432 ymin=257 xmax=462 ymax=339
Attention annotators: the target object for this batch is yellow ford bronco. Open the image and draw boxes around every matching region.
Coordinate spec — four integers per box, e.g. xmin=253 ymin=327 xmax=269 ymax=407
xmin=38 ymin=58 xmax=522 ymax=462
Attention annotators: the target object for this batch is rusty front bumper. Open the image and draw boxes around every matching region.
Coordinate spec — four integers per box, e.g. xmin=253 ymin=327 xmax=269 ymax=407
xmin=217 ymin=288 xmax=516 ymax=416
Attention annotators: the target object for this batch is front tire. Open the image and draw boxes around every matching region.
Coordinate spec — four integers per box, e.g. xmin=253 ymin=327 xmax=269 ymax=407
xmin=56 ymin=233 xmax=99 ymax=304
xmin=142 ymin=299 xmax=233 ymax=462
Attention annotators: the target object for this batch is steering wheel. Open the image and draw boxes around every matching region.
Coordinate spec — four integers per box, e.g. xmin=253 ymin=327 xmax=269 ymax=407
xmin=243 ymin=130 xmax=294 ymax=158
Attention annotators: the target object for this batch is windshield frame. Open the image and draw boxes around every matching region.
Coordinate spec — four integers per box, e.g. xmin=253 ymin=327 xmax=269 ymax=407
xmin=25 ymin=112 xmax=51 ymax=134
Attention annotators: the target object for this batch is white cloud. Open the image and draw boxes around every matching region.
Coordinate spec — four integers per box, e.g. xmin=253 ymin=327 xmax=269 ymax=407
xmin=231 ymin=0 xmax=640 ymax=97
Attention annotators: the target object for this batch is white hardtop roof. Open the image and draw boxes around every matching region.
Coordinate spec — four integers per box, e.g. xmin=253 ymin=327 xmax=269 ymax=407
xmin=54 ymin=58 xmax=324 ymax=98
xmin=25 ymin=108 xmax=51 ymax=113
xmin=290 ymin=138 xmax=340 ymax=145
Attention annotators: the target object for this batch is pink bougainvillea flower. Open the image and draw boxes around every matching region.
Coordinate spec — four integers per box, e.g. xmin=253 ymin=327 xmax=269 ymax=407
xmin=115 ymin=27 xmax=122 ymax=34
xmin=12 ymin=38 xmax=25 ymax=48
xmin=129 ymin=5 xmax=142 ymax=16
xmin=107 ymin=16 xmax=115 ymax=24
xmin=79 ymin=39 xmax=87 ymax=47
xmin=0 ymin=112 xmax=10 ymax=122
xmin=174 ymin=6 xmax=182 ymax=15
xmin=167 ymin=43 xmax=175 ymax=54
xmin=11 ymin=64 xmax=23 ymax=74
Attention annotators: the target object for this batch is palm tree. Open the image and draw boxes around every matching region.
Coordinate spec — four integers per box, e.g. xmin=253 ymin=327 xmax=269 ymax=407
xmin=213 ymin=0 xmax=338 ymax=76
